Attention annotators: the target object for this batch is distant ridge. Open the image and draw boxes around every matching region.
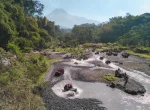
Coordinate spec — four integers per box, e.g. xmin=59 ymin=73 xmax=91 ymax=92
xmin=46 ymin=8 xmax=99 ymax=28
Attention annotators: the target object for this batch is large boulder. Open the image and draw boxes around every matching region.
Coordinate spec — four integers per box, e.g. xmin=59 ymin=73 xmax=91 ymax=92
xmin=116 ymin=78 xmax=146 ymax=95
xmin=100 ymin=57 xmax=104 ymax=60
xmin=124 ymin=79 xmax=146 ymax=95
xmin=108 ymin=82 xmax=116 ymax=88
xmin=66 ymin=92 xmax=75 ymax=97
xmin=95 ymin=51 xmax=99 ymax=55
xmin=112 ymin=52 xmax=118 ymax=56
xmin=122 ymin=53 xmax=129 ymax=58
xmin=119 ymin=62 xmax=123 ymax=65
xmin=105 ymin=60 xmax=111 ymax=64
xmin=106 ymin=51 xmax=112 ymax=56
xmin=74 ymin=62 xmax=78 ymax=64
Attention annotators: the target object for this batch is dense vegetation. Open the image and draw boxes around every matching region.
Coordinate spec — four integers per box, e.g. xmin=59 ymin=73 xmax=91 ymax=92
xmin=0 ymin=0 xmax=60 ymax=109
xmin=56 ymin=13 xmax=150 ymax=56
xmin=0 ymin=48 xmax=54 ymax=110
xmin=0 ymin=0 xmax=61 ymax=54
xmin=64 ymin=13 xmax=150 ymax=47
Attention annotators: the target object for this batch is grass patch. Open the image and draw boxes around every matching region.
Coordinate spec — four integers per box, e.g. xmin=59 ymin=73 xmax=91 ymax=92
xmin=83 ymin=43 xmax=104 ymax=48
xmin=38 ymin=58 xmax=60 ymax=84
xmin=0 ymin=50 xmax=58 ymax=110
xmin=125 ymin=50 xmax=150 ymax=59
xmin=96 ymin=47 xmax=108 ymax=51
xmin=102 ymin=74 xmax=119 ymax=82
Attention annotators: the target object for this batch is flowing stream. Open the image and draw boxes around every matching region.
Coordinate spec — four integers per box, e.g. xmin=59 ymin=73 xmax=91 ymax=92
xmin=52 ymin=53 xmax=150 ymax=110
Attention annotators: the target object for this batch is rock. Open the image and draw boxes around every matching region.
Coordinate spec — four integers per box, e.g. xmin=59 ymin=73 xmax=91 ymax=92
xmin=74 ymin=62 xmax=78 ymax=64
xmin=109 ymin=82 xmax=116 ymax=88
xmin=125 ymin=79 xmax=146 ymax=95
xmin=95 ymin=51 xmax=99 ymax=55
xmin=122 ymin=53 xmax=129 ymax=58
xmin=114 ymin=70 xmax=145 ymax=95
xmin=105 ymin=60 xmax=111 ymax=64
xmin=119 ymin=62 xmax=123 ymax=65
xmin=116 ymin=78 xmax=146 ymax=95
xmin=112 ymin=61 xmax=119 ymax=63
xmin=67 ymin=92 xmax=75 ymax=97
xmin=97 ymin=64 xmax=101 ymax=67
xmin=70 ymin=88 xmax=77 ymax=93
xmin=1 ymin=58 xmax=10 ymax=66
xmin=62 ymin=53 xmax=72 ymax=59
xmin=100 ymin=57 xmax=104 ymax=60
xmin=112 ymin=52 xmax=118 ymax=56
xmin=106 ymin=51 xmax=112 ymax=56
xmin=115 ymin=69 xmax=125 ymax=78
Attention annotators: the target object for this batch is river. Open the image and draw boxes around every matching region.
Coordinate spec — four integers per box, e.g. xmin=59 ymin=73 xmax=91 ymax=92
xmin=52 ymin=52 xmax=150 ymax=110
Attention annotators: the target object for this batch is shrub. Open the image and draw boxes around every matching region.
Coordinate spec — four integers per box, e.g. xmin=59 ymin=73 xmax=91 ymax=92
xmin=7 ymin=42 xmax=22 ymax=56
xmin=102 ymin=74 xmax=118 ymax=82
xmin=133 ymin=47 xmax=150 ymax=54
xmin=83 ymin=43 xmax=92 ymax=48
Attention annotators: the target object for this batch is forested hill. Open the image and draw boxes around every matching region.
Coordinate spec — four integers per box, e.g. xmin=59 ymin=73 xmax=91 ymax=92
xmin=70 ymin=13 xmax=150 ymax=47
xmin=0 ymin=1 xmax=62 ymax=109
xmin=0 ymin=0 xmax=60 ymax=54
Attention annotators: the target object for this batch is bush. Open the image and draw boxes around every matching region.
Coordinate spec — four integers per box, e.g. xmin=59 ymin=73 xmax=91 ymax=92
xmin=102 ymin=74 xmax=118 ymax=82
xmin=133 ymin=47 xmax=150 ymax=54
xmin=23 ymin=47 xmax=33 ymax=53
xmin=7 ymin=42 xmax=22 ymax=56
xmin=83 ymin=43 xmax=92 ymax=48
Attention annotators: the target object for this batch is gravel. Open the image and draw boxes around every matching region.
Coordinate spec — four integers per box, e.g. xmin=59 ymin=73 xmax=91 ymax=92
xmin=42 ymin=82 xmax=107 ymax=110
xmin=42 ymin=50 xmax=150 ymax=110
xmin=42 ymin=62 xmax=107 ymax=110
xmin=99 ymin=52 xmax=150 ymax=76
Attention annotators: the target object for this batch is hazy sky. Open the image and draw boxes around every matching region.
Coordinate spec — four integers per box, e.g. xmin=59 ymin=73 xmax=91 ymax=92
xmin=39 ymin=0 xmax=150 ymax=22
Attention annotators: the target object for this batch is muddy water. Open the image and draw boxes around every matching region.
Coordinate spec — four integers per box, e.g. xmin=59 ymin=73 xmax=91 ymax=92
xmin=63 ymin=59 xmax=95 ymax=67
xmin=52 ymin=53 xmax=150 ymax=110
xmin=52 ymin=79 xmax=150 ymax=110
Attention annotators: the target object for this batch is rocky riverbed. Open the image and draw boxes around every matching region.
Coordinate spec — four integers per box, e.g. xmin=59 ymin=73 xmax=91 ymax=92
xmin=41 ymin=50 xmax=150 ymax=110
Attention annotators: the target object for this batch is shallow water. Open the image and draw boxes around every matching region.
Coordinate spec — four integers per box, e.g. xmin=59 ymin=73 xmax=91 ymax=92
xmin=90 ymin=66 xmax=115 ymax=71
xmin=52 ymin=80 xmax=150 ymax=110
xmin=63 ymin=59 xmax=95 ymax=67
xmin=52 ymin=52 xmax=150 ymax=110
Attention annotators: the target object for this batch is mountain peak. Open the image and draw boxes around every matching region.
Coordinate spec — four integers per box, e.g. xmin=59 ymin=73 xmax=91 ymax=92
xmin=47 ymin=9 xmax=99 ymax=28
xmin=51 ymin=8 xmax=68 ymax=14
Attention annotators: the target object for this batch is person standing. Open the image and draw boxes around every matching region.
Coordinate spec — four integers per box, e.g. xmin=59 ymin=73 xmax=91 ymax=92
xmin=124 ymin=73 xmax=128 ymax=86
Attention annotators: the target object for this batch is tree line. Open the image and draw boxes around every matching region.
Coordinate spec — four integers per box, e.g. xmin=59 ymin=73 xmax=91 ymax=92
xmin=60 ymin=13 xmax=150 ymax=47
